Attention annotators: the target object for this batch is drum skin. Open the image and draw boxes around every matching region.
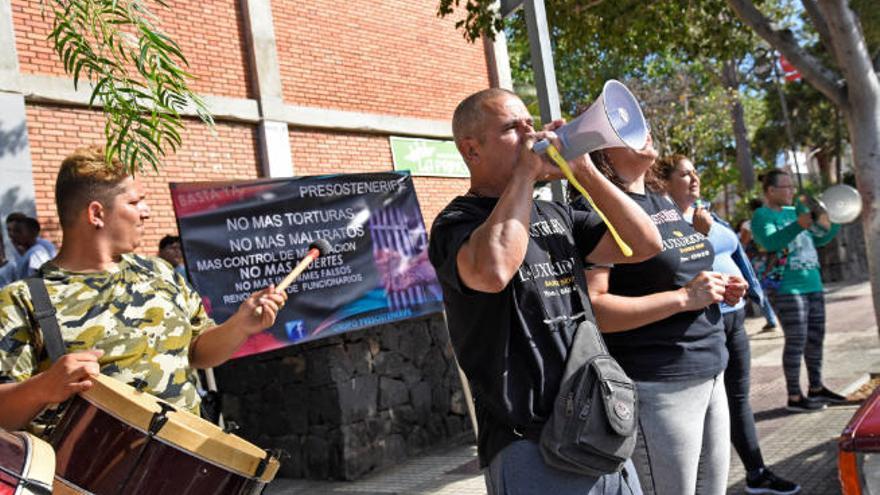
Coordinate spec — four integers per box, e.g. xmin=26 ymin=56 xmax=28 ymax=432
xmin=49 ymin=396 xmax=265 ymax=495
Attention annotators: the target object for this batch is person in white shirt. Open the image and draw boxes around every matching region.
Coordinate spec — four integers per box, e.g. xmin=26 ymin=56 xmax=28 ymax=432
xmin=0 ymin=231 xmax=16 ymax=288
xmin=6 ymin=213 xmax=57 ymax=279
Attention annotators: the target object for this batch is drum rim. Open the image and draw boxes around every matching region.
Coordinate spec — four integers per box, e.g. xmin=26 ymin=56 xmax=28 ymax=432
xmin=9 ymin=432 xmax=54 ymax=495
xmin=17 ymin=433 xmax=33 ymax=495
xmin=52 ymin=475 xmax=94 ymax=495
xmin=76 ymin=374 xmax=279 ymax=483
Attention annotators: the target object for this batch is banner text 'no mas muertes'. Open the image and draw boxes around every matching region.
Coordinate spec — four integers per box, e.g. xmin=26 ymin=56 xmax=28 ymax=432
xmin=170 ymin=172 xmax=443 ymax=358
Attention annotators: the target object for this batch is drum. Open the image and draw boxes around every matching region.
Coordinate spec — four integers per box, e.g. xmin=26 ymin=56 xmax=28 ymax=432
xmin=47 ymin=374 xmax=279 ymax=495
xmin=0 ymin=429 xmax=54 ymax=495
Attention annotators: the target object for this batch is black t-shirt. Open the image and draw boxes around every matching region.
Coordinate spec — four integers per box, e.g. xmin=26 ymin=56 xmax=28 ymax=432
xmin=574 ymin=192 xmax=727 ymax=381
xmin=428 ymin=196 xmax=607 ymax=467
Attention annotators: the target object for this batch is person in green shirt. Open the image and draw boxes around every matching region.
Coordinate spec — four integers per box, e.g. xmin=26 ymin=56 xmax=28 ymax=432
xmin=752 ymin=169 xmax=844 ymax=413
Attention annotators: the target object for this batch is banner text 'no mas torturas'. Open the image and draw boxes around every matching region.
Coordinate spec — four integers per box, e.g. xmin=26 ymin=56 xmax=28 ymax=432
xmin=170 ymin=172 xmax=444 ymax=358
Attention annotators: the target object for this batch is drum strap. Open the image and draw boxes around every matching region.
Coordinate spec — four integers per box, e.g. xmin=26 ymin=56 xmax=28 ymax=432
xmin=255 ymin=450 xmax=274 ymax=478
xmin=25 ymin=278 xmax=67 ymax=362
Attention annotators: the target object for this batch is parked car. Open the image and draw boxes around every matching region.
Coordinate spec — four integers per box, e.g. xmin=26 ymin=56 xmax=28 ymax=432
xmin=839 ymin=385 xmax=880 ymax=494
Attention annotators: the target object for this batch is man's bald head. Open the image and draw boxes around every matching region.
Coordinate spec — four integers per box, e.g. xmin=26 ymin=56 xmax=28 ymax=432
xmin=452 ymin=88 xmax=518 ymax=146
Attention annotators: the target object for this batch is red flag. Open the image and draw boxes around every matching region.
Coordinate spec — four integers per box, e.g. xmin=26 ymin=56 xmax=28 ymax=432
xmin=779 ymin=55 xmax=802 ymax=82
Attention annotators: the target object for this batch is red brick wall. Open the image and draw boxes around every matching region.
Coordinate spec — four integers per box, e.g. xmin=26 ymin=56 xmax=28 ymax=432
xmin=26 ymin=105 xmax=260 ymax=253
xmin=16 ymin=0 xmax=486 ymax=244
xmin=290 ymin=128 xmax=393 ymax=176
xmin=272 ymin=0 xmax=488 ymax=120
xmin=289 ymin=128 xmax=468 ymax=229
xmin=412 ymin=176 xmax=469 ymax=231
xmin=11 ymin=0 xmax=252 ymax=99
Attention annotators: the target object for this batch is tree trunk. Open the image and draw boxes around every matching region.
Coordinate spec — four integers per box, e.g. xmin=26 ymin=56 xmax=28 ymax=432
xmin=727 ymin=0 xmax=880 ymax=335
xmin=845 ymin=93 xmax=880 ymax=338
xmin=815 ymin=0 xmax=880 ymax=337
xmin=816 ymin=151 xmax=832 ymax=187
xmin=721 ymin=60 xmax=755 ymax=190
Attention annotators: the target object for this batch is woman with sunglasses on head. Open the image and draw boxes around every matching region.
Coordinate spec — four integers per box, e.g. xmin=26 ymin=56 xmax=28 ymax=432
xmin=570 ymin=136 xmax=746 ymax=495
xmin=654 ymin=155 xmax=800 ymax=495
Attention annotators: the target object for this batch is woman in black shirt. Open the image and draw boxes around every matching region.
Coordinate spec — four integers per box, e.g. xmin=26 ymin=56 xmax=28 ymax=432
xmin=571 ymin=137 xmax=746 ymax=494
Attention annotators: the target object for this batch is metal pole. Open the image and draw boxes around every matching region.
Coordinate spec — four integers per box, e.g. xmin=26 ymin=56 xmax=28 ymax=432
xmin=522 ymin=0 xmax=565 ymax=202
xmin=835 ymin=107 xmax=842 ymax=184
xmin=771 ymin=53 xmax=803 ymax=190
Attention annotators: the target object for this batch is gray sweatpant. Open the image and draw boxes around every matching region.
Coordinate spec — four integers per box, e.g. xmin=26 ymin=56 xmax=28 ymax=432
xmin=630 ymin=373 xmax=730 ymax=495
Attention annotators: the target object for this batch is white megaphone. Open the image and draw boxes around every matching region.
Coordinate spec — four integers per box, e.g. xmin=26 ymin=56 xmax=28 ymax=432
xmin=820 ymin=184 xmax=862 ymax=224
xmin=533 ymin=79 xmax=648 ymax=160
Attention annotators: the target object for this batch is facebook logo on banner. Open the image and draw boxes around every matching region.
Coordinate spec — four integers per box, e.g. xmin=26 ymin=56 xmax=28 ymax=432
xmin=285 ymin=320 xmax=306 ymax=341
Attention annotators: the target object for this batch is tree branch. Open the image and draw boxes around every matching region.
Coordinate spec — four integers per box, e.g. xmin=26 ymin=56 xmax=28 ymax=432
xmin=41 ymin=0 xmax=213 ymax=175
xmin=815 ymin=0 xmax=879 ymax=104
xmin=801 ymin=0 xmax=836 ymax=63
xmin=573 ymin=0 xmax=605 ymax=13
xmin=726 ymin=0 xmax=846 ymax=108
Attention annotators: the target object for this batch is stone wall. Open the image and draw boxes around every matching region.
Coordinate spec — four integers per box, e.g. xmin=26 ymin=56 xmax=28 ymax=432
xmin=214 ymin=313 xmax=472 ymax=480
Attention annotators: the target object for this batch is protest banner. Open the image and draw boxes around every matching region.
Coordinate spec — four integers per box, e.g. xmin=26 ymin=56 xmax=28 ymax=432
xmin=170 ymin=172 xmax=443 ymax=358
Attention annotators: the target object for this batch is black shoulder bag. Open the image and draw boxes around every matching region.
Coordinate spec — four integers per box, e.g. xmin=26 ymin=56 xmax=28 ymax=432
xmin=530 ymin=203 xmax=639 ymax=476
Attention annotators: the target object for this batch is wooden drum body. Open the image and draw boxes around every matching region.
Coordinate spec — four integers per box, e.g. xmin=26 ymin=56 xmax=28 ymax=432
xmin=0 ymin=430 xmax=54 ymax=495
xmin=47 ymin=374 xmax=279 ymax=495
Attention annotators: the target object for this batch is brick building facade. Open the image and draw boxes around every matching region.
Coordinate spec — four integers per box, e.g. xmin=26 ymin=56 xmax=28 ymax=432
xmin=2 ymin=0 xmax=493 ymax=249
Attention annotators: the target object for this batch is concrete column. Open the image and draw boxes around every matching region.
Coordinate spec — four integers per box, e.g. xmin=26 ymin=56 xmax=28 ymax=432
xmin=241 ymin=0 xmax=293 ymax=177
xmin=0 ymin=1 xmax=38 ymax=260
xmin=258 ymin=120 xmax=294 ymax=178
xmin=0 ymin=93 xmax=39 ymax=259
xmin=0 ymin=0 xmax=19 ymax=89
xmin=483 ymin=30 xmax=513 ymax=90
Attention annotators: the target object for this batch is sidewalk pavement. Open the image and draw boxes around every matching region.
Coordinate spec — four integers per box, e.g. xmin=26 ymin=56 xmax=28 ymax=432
xmin=268 ymin=280 xmax=879 ymax=495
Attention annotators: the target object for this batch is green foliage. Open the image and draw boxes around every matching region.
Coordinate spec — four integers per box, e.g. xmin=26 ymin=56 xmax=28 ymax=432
xmin=42 ymin=0 xmax=213 ymax=175
xmin=627 ymin=56 xmax=735 ymax=160
xmin=436 ymin=0 xmax=869 ymax=205
xmin=752 ymin=80 xmax=839 ymax=166
xmin=699 ymin=156 xmax=740 ymax=205
xmin=851 ymin=0 xmax=879 ymax=58
xmin=436 ymin=0 xmax=501 ymax=42
xmin=437 ymin=1 xmax=775 ymax=198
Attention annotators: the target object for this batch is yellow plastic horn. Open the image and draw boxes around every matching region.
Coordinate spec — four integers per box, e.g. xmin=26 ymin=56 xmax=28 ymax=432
xmin=544 ymin=144 xmax=633 ymax=258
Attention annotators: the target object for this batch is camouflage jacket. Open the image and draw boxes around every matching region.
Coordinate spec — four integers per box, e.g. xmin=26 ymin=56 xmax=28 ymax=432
xmin=0 ymin=254 xmax=214 ymax=429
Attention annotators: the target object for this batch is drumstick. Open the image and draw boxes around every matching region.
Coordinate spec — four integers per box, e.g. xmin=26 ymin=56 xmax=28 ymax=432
xmin=254 ymin=239 xmax=332 ymax=316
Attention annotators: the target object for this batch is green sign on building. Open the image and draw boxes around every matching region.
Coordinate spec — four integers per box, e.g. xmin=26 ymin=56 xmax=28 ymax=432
xmin=390 ymin=136 xmax=469 ymax=178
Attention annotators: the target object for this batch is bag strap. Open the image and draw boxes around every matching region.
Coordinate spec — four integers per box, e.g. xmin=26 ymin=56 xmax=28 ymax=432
xmin=24 ymin=277 xmax=67 ymax=362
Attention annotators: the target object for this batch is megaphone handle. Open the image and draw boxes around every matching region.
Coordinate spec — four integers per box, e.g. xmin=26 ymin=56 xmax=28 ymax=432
xmin=544 ymin=145 xmax=633 ymax=258
xmin=532 ymin=139 xmax=551 ymax=155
